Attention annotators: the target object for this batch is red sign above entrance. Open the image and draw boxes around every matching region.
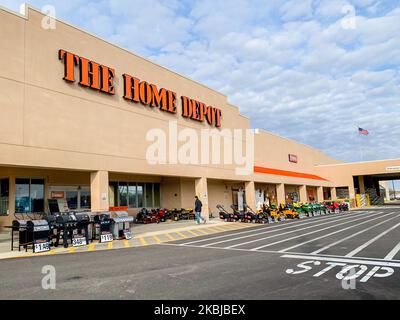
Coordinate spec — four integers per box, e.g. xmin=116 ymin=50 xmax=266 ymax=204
xmin=289 ymin=154 xmax=298 ymax=163
xmin=51 ymin=191 xmax=65 ymax=199
xmin=58 ymin=49 xmax=222 ymax=127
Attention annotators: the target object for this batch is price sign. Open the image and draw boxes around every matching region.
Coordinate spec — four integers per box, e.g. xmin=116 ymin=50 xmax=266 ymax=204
xmin=34 ymin=241 xmax=50 ymax=253
xmin=72 ymin=236 xmax=87 ymax=247
xmin=124 ymin=230 xmax=132 ymax=240
xmin=100 ymin=233 xmax=113 ymax=243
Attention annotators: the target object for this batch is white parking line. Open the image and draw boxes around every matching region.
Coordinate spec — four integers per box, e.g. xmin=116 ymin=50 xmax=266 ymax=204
xmin=312 ymin=212 xmax=399 ymax=254
xmin=279 ymin=211 xmax=394 ymax=253
xmin=281 ymin=254 xmax=400 ymax=268
xmin=199 ymin=211 xmax=372 ymax=248
xmin=181 ymin=211 xmax=368 ymax=246
xmin=163 ymin=239 xmax=400 ymax=264
xmin=248 ymin=213 xmax=376 ymax=251
xmin=203 ymin=215 xmax=368 ymax=247
xmin=385 ymin=241 xmax=400 ymax=260
xmin=225 ymin=215 xmax=376 ymax=250
xmin=346 ymin=218 xmax=400 ymax=257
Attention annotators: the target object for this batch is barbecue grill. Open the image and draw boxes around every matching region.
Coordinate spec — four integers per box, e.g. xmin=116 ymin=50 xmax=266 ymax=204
xmin=92 ymin=212 xmax=113 ymax=243
xmin=26 ymin=220 xmax=51 ymax=253
xmin=11 ymin=220 xmax=28 ymax=252
xmin=74 ymin=212 xmax=90 ymax=246
xmin=109 ymin=211 xmax=134 ymax=239
xmin=53 ymin=213 xmax=78 ymax=248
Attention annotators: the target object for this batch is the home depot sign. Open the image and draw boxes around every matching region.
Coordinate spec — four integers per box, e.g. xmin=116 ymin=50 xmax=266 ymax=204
xmin=58 ymin=50 xmax=222 ymax=127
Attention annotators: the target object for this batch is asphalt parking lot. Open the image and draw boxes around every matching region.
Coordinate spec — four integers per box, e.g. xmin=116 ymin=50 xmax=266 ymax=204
xmin=0 ymin=208 xmax=399 ymax=300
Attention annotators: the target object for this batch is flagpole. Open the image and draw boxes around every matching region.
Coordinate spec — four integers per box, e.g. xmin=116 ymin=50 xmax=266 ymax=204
xmin=357 ymin=124 xmax=363 ymax=161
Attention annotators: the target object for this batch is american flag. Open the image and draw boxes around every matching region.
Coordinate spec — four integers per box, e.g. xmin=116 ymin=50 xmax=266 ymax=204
xmin=358 ymin=127 xmax=369 ymax=135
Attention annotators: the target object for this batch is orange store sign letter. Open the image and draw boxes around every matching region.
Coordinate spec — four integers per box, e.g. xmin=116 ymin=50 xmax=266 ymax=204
xmin=58 ymin=50 xmax=222 ymax=127
xmin=123 ymin=74 xmax=177 ymax=114
xmin=58 ymin=49 xmax=115 ymax=95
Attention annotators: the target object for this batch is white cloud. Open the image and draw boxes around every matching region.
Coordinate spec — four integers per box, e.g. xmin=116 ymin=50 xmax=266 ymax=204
xmin=280 ymin=0 xmax=313 ymax=21
xmin=0 ymin=0 xmax=398 ymax=162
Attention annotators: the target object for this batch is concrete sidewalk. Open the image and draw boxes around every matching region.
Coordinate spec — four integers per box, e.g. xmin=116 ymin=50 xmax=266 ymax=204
xmin=0 ymin=218 xmax=257 ymax=260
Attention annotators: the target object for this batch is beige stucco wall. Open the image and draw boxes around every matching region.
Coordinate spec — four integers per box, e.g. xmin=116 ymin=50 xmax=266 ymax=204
xmin=4 ymin=5 xmax=398 ymax=227
xmin=316 ymin=159 xmax=400 ymax=184
xmin=0 ymin=7 xmax=252 ymax=181
xmin=0 ymin=6 xmax=341 ymax=184
xmin=208 ymin=180 xmax=236 ymax=216
xmin=255 ymin=131 xmax=342 ymax=175
xmin=180 ymin=179 xmax=196 ymax=209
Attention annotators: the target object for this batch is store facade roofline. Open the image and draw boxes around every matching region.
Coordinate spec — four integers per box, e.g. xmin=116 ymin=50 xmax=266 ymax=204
xmin=315 ymin=158 xmax=400 ymax=167
xmin=11 ymin=3 xmax=227 ymax=98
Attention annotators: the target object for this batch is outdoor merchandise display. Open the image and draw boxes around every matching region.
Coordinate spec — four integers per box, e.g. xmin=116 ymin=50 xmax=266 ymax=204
xmin=10 ymin=217 xmax=50 ymax=253
xmin=217 ymin=205 xmax=235 ymax=222
xmin=217 ymin=201 xmax=350 ymax=224
xmin=5 ymin=194 xmax=350 ymax=254
xmin=92 ymin=213 xmax=113 ymax=243
xmin=6 ymin=198 xmax=134 ymax=253
xmin=135 ymin=208 xmax=195 ymax=224
xmin=109 ymin=211 xmax=134 ymax=240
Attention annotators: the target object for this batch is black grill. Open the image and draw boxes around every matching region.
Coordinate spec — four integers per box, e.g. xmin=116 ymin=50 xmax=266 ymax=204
xmin=10 ymin=219 xmax=50 ymax=253
xmin=10 ymin=220 xmax=28 ymax=252
xmin=91 ymin=212 xmax=112 ymax=242
xmin=74 ymin=212 xmax=91 ymax=245
xmin=26 ymin=220 xmax=50 ymax=253
xmin=53 ymin=213 xmax=78 ymax=248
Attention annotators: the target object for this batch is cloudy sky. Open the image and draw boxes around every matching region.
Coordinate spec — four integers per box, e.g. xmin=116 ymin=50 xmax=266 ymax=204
xmin=1 ymin=0 xmax=399 ymax=167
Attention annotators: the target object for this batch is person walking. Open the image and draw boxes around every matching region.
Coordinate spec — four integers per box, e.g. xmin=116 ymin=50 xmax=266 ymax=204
xmin=194 ymin=196 xmax=206 ymax=224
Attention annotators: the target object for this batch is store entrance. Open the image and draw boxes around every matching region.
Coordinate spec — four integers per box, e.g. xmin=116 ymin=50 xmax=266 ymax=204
xmin=232 ymin=188 xmax=245 ymax=211
xmin=255 ymin=184 xmax=277 ymax=210
xmin=48 ymin=186 xmax=91 ymax=211
xmin=285 ymin=185 xmax=299 ymax=204
xmin=354 ymin=173 xmax=400 ymax=207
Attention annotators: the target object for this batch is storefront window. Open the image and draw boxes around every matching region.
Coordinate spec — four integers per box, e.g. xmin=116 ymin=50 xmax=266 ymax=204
xmin=154 ymin=183 xmax=161 ymax=207
xmin=336 ymin=187 xmax=350 ymax=199
xmin=15 ymin=178 xmax=44 ymax=213
xmin=66 ymin=191 xmax=78 ymax=210
xmin=15 ymin=178 xmax=30 ymax=213
xmin=80 ymin=190 xmax=91 ymax=209
xmin=30 ymin=179 xmax=44 ymax=212
xmin=232 ymin=189 xmax=239 ymax=206
xmin=118 ymin=183 xmax=128 ymax=206
xmin=128 ymin=183 xmax=137 ymax=208
xmin=137 ymin=183 xmax=144 ymax=208
xmin=0 ymin=178 xmax=9 ymax=215
xmin=49 ymin=186 xmax=90 ymax=211
xmin=109 ymin=182 xmax=161 ymax=208
xmin=145 ymin=183 xmax=153 ymax=207
xmin=323 ymin=187 xmax=332 ymax=200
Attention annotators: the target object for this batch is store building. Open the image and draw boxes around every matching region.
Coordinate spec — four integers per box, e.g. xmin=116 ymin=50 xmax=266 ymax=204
xmin=0 ymin=5 xmax=399 ymax=229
